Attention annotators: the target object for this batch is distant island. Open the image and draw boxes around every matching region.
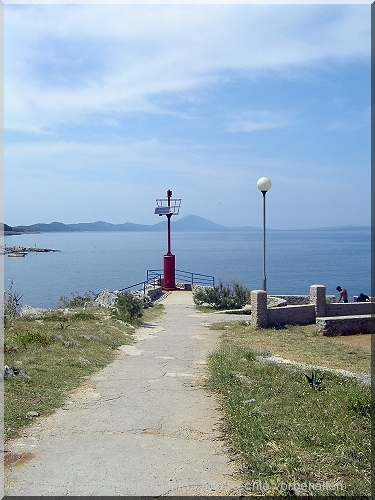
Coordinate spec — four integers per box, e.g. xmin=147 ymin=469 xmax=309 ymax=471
xmin=1 ymin=223 xmax=38 ymax=235
xmin=2 ymin=215 xmax=260 ymax=234
xmin=1 ymin=216 xmax=370 ymax=235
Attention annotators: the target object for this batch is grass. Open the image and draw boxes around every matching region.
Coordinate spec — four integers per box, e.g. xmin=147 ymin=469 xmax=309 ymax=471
xmin=4 ymin=304 xmax=164 ymax=441
xmin=210 ymin=321 xmax=370 ymax=374
xmin=205 ymin=322 xmax=371 ymax=497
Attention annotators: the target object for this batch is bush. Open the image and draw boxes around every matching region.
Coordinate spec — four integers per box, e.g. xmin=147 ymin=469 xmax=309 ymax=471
xmin=3 ymin=279 xmax=23 ymax=328
xmin=57 ymin=291 xmax=97 ymax=308
xmin=114 ymin=292 xmax=145 ymax=322
xmin=193 ymin=281 xmax=251 ymax=310
xmin=16 ymin=330 xmax=53 ymax=347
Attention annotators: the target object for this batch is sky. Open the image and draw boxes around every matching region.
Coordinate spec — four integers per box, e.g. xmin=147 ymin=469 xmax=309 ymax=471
xmin=3 ymin=2 xmax=371 ymax=229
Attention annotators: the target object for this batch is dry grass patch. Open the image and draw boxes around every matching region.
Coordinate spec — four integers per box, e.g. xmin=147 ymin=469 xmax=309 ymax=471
xmin=4 ymin=305 xmax=164 ymax=440
xmin=210 ymin=322 xmax=370 ymax=374
xmin=205 ymin=322 xmax=371 ymax=496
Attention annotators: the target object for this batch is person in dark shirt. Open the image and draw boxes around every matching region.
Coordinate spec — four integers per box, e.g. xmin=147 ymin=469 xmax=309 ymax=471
xmin=336 ymin=286 xmax=348 ymax=303
xmin=356 ymin=293 xmax=370 ymax=302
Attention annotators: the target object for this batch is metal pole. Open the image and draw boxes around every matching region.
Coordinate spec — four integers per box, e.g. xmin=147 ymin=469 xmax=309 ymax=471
xmin=262 ymin=191 xmax=267 ymax=292
xmin=167 ymin=190 xmax=172 ymax=255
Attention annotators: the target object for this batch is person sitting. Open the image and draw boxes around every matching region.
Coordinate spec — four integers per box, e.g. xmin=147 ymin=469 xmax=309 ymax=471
xmin=336 ymin=286 xmax=348 ymax=303
xmin=356 ymin=293 xmax=370 ymax=302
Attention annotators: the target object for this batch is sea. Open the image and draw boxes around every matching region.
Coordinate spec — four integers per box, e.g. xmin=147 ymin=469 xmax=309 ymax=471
xmin=2 ymin=227 xmax=371 ymax=308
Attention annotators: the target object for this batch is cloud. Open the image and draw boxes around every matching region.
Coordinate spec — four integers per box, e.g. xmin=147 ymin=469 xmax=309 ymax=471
xmin=227 ymin=110 xmax=291 ymax=132
xmin=5 ymin=4 xmax=370 ymax=133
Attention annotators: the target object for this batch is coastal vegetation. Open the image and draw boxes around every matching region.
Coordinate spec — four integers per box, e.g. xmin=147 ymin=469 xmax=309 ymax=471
xmin=113 ymin=292 xmax=147 ymax=322
xmin=3 ymin=282 xmax=371 ymax=495
xmin=3 ymin=291 xmax=163 ymax=441
xmin=193 ymin=281 xmax=251 ymax=310
xmin=205 ymin=321 xmax=371 ymax=496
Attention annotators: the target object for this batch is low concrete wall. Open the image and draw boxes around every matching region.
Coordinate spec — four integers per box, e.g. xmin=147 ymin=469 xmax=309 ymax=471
xmin=144 ymin=286 xmax=163 ymax=301
xmin=325 ymin=302 xmax=372 ymax=317
xmin=316 ymin=315 xmax=373 ymax=336
xmin=267 ymin=304 xmax=315 ymax=327
xmin=251 ymin=285 xmax=373 ymax=334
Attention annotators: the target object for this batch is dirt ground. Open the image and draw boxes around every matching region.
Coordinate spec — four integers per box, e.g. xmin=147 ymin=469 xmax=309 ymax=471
xmin=330 ymin=334 xmax=371 ymax=351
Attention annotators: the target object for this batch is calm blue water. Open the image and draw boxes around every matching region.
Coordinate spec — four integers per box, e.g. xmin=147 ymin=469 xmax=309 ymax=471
xmin=3 ymin=228 xmax=371 ymax=308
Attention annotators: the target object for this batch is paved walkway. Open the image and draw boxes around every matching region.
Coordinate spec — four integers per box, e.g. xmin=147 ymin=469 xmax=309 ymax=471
xmin=5 ymin=291 xmax=251 ymax=496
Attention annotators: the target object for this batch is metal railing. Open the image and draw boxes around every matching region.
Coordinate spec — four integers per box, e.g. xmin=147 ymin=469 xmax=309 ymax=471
xmin=147 ymin=269 xmax=215 ymax=287
xmin=117 ymin=269 xmax=215 ymax=295
xmin=118 ymin=277 xmax=161 ymax=294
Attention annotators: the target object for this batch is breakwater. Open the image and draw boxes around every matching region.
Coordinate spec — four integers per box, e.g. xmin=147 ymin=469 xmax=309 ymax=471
xmin=1 ymin=246 xmax=61 ymax=255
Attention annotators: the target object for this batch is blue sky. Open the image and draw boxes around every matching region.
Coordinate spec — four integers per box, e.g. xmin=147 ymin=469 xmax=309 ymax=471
xmin=4 ymin=3 xmax=371 ymax=229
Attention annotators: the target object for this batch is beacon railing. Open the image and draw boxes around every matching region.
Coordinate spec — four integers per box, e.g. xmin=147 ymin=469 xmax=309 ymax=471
xmin=118 ymin=278 xmax=158 ymax=295
xmin=146 ymin=269 xmax=215 ymax=287
xmin=118 ymin=269 xmax=215 ymax=295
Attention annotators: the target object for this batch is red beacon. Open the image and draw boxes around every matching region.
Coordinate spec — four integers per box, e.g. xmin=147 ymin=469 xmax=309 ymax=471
xmin=154 ymin=190 xmax=181 ymax=291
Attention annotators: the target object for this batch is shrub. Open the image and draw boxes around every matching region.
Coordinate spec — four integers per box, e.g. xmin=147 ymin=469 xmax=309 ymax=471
xmin=114 ymin=292 xmax=145 ymax=322
xmin=193 ymin=281 xmax=251 ymax=310
xmin=16 ymin=330 xmax=53 ymax=347
xmin=3 ymin=279 xmax=23 ymax=328
xmin=57 ymin=291 xmax=97 ymax=308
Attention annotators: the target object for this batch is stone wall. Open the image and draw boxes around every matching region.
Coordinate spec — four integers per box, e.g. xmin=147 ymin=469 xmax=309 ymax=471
xmin=251 ymin=284 xmax=373 ymax=335
xmin=325 ymin=302 xmax=372 ymax=317
xmin=316 ymin=315 xmax=373 ymax=336
xmin=267 ymin=304 xmax=316 ymax=327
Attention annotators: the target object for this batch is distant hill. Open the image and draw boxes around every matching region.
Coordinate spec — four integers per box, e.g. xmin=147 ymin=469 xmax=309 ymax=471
xmin=12 ymin=220 xmax=155 ymax=233
xmin=174 ymin=214 xmax=263 ymax=231
xmin=1 ymin=223 xmax=36 ymax=235
xmin=3 ymin=217 xmax=370 ymax=234
xmin=173 ymin=214 xmax=231 ymax=231
xmin=154 ymin=214 xmax=250 ymax=232
xmin=7 ymin=215 xmax=261 ymax=233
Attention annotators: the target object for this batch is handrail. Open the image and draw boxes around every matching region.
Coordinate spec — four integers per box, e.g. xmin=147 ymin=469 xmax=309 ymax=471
xmin=118 ymin=277 xmax=160 ymax=294
xmin=147 ymin=269 xmax=215 ymax=287
xmin=118 ymin=269 xmax=214 ymax=295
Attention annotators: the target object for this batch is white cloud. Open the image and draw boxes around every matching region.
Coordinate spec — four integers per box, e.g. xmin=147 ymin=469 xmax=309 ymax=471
xmin=227 ymin=110 xmax=291 ymax=132
xmin=5 ymin=4 xmax=370 ymax=133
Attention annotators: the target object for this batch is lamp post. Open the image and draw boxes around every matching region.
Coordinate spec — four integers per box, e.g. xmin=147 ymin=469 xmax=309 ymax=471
xmin=257 ymin=177 xmax=272 ymax=292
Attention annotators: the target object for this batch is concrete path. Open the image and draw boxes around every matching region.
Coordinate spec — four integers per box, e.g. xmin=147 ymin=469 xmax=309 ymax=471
xmin=5 ymin=291 xmax=251 ymax=496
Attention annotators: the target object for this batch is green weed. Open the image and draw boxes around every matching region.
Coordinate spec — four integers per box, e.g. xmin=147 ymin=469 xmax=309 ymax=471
xmin=206 ymin=339 xmax=371 ymax=496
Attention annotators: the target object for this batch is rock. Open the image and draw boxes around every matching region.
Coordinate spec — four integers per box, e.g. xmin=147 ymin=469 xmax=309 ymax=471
xmin=94 ymin=289 xmax=119 ymax=308
xmin=3 ymin=363 xmax=29 ymax=380
xmin=4 ymin=365 xmax=15 ymax=380
xmin=26 ymin=411 xmax=40 ymax=418
xmin=63 ymin=340 xmax=80 ymax=348
xmin=80 ymin=334 xmax=100 ymax=341
xmin=19 ymin=305 xmax=53 ymax=318
xmin=93 ymin=287 xmax=159 ymax=309
xmin=77 ymin=357 xmax=91 ymax=365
